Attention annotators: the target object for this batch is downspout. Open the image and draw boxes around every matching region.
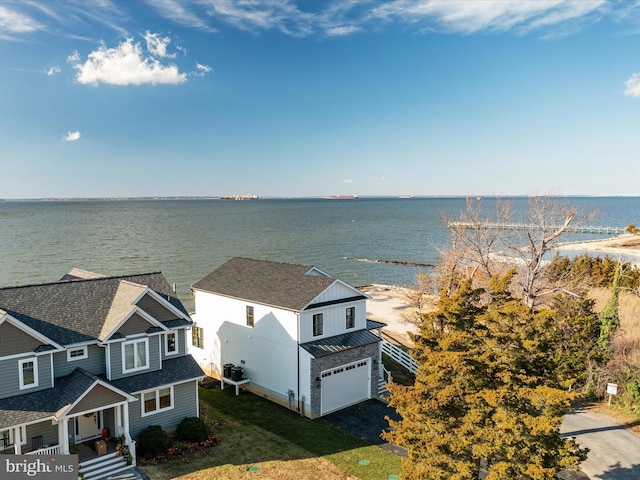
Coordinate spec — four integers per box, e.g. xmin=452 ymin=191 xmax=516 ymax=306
xmin=297 ymin=312 xmax=301 ymax=416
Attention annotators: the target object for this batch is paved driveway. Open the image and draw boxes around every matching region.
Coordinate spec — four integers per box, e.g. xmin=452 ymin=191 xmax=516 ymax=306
xmin=321 ymin=399 xmax=406 ymax=455
xmin=561 ymin=406 xmax=640 ymax=479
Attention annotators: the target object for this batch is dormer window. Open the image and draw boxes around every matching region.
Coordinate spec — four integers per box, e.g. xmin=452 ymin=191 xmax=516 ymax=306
xmin=18 ymin=358 xmax=38 ymax=390
xmin=165 ymin=332 xmax=178 ymax=356
xmin=122 ymin=339 xmax=149 ymax=373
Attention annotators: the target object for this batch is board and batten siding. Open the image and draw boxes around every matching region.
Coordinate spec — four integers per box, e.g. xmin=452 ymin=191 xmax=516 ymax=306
xmin=53 ymin=344 xmax=105 ymax=377
xmin=0 ymin=354 xmax=53 ymax=400
xmin=299 ymin=299 xmax=367 ymax=343
xmin=128 ymin=380 xmax=199 ymax=440
xmin=108 ymin=335 xmax=162 ymax=381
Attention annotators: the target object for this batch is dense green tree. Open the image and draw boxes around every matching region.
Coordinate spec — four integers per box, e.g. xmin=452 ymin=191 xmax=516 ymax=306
xmin=598 ymin=263 xmax=621 ymax=357
xmin=385 ymin=271 xmax=587 ymax=480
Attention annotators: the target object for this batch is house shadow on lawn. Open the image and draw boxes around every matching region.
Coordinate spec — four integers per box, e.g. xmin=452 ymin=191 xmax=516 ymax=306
xmin=138 ymin=381 xmax=402 ymax=480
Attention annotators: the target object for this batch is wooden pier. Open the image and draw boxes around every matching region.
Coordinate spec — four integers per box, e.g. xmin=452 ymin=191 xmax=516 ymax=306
xmin=448 ymin=222 xmax=625 ymax=235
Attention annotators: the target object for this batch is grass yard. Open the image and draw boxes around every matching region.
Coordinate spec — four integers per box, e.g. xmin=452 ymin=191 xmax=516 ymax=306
xmin=139 ymin=384 xmax=403 ymax=480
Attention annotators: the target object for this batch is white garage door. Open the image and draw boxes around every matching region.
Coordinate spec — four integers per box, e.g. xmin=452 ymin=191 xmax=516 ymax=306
xmin=321 ymin=358 xmax=370 ymax=416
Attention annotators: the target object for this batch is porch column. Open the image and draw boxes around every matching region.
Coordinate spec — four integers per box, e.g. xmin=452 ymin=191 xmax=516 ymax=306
xmin=122 ymin=402 xmax=131 ymax=439
xmin=58 ymin=419 xmax=70 ymax=454
xmin=13 ymin=427 xmax=21 ymax=454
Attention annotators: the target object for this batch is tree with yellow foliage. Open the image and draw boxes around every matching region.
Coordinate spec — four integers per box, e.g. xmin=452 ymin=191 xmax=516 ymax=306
xmin=385 ymin=270 xmax=588 ymax=480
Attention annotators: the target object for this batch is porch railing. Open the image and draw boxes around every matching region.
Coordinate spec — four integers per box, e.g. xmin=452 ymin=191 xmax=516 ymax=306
xmin=26 ymin=445 xmax=61 ymax=455
xmin=382 ymin=339 xmax=418 ymax=374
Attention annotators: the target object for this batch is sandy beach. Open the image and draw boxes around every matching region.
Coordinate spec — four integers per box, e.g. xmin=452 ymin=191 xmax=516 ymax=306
xmin=361 ymin=284 xmax=419 ymax=346
xmin=555 ymin=234 xmax=640 ymax=261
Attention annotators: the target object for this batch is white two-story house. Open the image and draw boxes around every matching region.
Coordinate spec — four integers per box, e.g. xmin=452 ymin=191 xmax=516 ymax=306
xmin=0 ymin=269 xmax=204 ymax=479
xmin=190 ymin=257 xmax=382 ymax=418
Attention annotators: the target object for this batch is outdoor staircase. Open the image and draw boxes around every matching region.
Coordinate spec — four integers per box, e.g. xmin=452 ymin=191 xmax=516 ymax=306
xmin=79 ymin=452 xmax=131 ymax=480
xmin=378 ymin=377 xmax=390 ymax=400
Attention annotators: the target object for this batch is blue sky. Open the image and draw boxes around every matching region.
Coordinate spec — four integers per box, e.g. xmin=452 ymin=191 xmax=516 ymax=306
xmin=2 ymin=0 xmax=640 ymax=198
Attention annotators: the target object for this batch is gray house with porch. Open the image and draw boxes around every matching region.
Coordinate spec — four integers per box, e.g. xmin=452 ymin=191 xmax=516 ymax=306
xmin=0 ymin=269 xmax=204 ymax=479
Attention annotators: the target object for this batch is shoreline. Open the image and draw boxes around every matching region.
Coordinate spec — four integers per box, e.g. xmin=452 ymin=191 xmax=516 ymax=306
xmin=555 ymin=234 xmax=640 ymax=261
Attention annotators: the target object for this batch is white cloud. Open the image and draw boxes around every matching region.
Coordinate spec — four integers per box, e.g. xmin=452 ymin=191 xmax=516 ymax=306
xmin=68 ymin=36 xmax=187 ymax=86
xmin=145 ymin=31 xmax=176 ymax=58
xmin=46 ymin=65 xmax=61 ymax=76
xmin=0 ymin=5 xmax=41 ymax=39
xmin=193 ymin=62 xmax=213 ymax=76
xmin=67 ymin=50 xmax=80 ymax=63
xmin=624 ymin=73 xmax=640 ymax=97
xmin=63 ymin=131 xmax=81 ymax=142
xmin=370 ymin=0 xmax=608 ymax=35
xmin=325 ymin=25 xmax=361 ymax=37
xmin=342 ymin=179 xmax=354 ymax=184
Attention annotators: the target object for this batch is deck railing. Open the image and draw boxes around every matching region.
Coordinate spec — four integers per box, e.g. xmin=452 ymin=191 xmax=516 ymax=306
xmin=382 ymin=339 xmax=418 ymax=374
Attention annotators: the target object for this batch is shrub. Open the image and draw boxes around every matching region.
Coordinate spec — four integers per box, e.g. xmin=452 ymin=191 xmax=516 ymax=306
xmin=176 ymin=416 xmax=210 ymax=443
xmin=138 ymin=425 xmax=171 ymax=458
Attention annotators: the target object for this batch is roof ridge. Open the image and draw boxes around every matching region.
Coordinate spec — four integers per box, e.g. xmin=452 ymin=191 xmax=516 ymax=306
xmin=0 ymin=272 xmax=164 ymax=291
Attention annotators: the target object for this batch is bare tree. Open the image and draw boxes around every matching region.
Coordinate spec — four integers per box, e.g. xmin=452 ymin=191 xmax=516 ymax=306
xmin=433 ymin=195 xmax=595 ymax=309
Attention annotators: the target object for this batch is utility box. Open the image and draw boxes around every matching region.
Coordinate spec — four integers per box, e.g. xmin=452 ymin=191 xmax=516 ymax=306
xmin=95 ymin=440 xmax=107 ymax=456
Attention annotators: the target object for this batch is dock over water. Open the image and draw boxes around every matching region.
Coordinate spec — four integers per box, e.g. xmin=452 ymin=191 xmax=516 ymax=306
xmin=448 ymin=222 xmax=625 ymax=235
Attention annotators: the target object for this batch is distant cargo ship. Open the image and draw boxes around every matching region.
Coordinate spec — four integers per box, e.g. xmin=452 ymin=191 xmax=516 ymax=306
xmin=323 ymin=195 xmax=359 ymax=200
xmin=220 ymin=194 xmax=258 ymax=200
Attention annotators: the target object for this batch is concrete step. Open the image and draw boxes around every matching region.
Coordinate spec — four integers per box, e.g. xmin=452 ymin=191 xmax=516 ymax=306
xmin=80 ymin=453 xmax=130 ymax=480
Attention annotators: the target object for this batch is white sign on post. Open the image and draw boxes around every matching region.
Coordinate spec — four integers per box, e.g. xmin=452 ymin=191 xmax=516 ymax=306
xmin=607 ymin=383 xmax=618 ymax=395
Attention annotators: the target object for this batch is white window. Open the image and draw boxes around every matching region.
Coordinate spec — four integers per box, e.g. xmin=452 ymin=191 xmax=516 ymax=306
xmin=192 ymin=326 xmax=204 ymax=349
xmin=67 ymin=346 xmax=88 ymax=361
xmin=18 ymin=358 xmax=38 ymax=390
xmin=165 ymin=332 xmax=178 ymax=356
xmin=122 ymin=339 xmax=149 ymax=373
xmin=142 ymin=386 xmax=174 ymax=416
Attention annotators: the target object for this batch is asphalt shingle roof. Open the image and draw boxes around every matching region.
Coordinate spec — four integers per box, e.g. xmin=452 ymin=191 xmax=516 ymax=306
xmin=0 ymin=368 xmax=99 ymax=430
xmin=0 ymin=271 xmax=189 ymax=346
xmin=299 ymin=329 xmax=381 ymax=358
xmin=192 ymin=257 xmax=363 ymax=311
xmin=107 ymin=355 xmax=204 ymax=394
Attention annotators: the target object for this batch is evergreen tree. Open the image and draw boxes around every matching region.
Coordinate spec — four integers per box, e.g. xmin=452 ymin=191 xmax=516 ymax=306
xmin=597 ymin=262 xmax=621 ymax=357
xmin=385 ymin=271 xmax=587 ymax=480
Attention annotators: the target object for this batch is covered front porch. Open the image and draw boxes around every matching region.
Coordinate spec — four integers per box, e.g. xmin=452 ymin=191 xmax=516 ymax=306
xmin=1 ymin=368 xmax=137 ymax=463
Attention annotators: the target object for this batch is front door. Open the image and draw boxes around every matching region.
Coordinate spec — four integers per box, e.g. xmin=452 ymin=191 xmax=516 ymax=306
xmin=76 ymin=413 xmax=99 ymax=441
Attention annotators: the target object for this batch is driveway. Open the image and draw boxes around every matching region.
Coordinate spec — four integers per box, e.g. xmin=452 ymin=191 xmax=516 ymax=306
xmin=561 ymin=406 xmax=640 ymax=479
xmin=320 ymin=399 xmax=406 ymax=455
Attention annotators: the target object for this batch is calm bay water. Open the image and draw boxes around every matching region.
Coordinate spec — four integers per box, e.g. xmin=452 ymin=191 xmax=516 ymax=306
xmin=1 ymin=196 xmax=638 ymax=311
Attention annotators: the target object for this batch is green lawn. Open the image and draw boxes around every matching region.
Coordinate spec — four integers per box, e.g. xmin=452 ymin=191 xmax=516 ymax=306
xmin=139 ymin=385 xmax=403 ymax=480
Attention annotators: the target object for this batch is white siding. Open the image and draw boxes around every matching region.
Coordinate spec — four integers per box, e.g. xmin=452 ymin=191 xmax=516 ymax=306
xmin=299 ymin=299 xmax=367 ymax=343
xmin=191 ymin=291 xmax=299 ymax=397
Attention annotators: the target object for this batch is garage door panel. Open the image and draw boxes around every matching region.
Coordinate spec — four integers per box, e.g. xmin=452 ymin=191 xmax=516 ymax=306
xmin=321 ymin=359 xmax=370 ymax=415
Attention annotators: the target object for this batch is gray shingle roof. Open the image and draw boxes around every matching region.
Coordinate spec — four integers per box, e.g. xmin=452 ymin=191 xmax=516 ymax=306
xmin=107 ymin=355 xmax=204 ymax=394
xmin=0 ymin=368 xmax=101 ymax=429
xmin=192 ymin=257 xmax=361 ymax=311
xmin=0 ymin=272 xmax=189 ymax=346
xmin=0 ymin=358 xmax=204 ymax=430
xmin=299 ymin=329 xmax=381 ymax=358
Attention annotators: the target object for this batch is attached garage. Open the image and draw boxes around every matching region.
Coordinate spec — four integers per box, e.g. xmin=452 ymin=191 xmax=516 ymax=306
xmin=320 ymin=358 xmax=371 ymax=415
